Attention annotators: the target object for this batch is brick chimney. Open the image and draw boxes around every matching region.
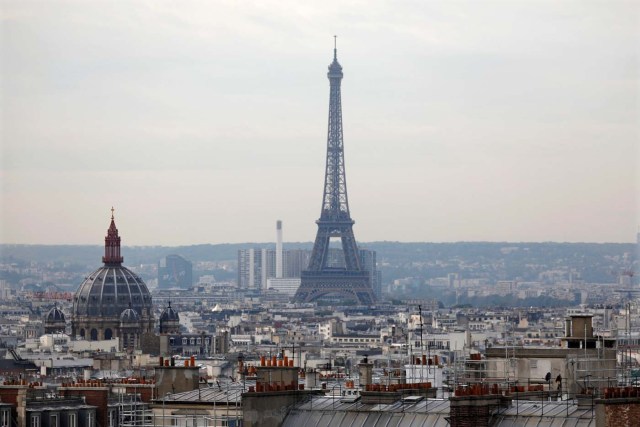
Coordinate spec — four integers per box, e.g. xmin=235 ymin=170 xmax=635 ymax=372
xmin=449 ymin=386 xmax=511 ymax=427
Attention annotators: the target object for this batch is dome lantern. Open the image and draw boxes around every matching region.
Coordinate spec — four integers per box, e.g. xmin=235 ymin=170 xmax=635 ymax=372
xmin=102 ymin=207 xmax=124 ymax=266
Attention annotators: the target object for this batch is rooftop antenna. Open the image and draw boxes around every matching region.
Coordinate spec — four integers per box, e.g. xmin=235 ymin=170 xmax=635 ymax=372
xmin=333 ymin=35 xmax=337 ymax=59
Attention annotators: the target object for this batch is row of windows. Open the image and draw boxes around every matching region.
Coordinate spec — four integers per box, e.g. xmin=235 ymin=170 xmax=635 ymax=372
xmin=30 ymin=411 xmax=91 ymax=427
xmin=331 ymin=337 xmax=378 ymax=343
xmin=169 ymin=337 xmax=210 ymax=346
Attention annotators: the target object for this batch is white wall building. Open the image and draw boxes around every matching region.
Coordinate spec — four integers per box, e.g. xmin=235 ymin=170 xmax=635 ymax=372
xmin=267 ymin=278 xmax=301 ymax=296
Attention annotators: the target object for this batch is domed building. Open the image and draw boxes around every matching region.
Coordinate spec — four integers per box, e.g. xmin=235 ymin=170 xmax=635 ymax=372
xmin=71 ymin=210 xmax=154 ymax=342
xmin=119 ymin=305 xmax=141 ymax=350
xmin=159 ymin=301 xmax=180 ymax=334
xmin=44 ymin=305 xmax=66 ymax=334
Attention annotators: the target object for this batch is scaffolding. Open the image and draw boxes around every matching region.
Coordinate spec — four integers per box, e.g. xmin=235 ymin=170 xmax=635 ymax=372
xmin=446 ymin=344 xmax=620 ymax=400
xmin=118 ymin=392 xmax=153 ymax=427
xmin=447 ymin=347 xmax=515 ymax=388
xmin=566 ymin=353 xmax=619 ymax=397
xmin=617 ymin=331 xmax=640 ymax=386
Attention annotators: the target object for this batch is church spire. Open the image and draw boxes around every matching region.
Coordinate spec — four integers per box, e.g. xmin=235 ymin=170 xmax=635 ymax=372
xmin=102 ymin=207 xmax=124 ymax=265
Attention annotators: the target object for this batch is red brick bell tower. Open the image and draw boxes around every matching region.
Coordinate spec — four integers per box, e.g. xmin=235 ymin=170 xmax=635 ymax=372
xmin=102 ymin=207 xmax=124 ymax=265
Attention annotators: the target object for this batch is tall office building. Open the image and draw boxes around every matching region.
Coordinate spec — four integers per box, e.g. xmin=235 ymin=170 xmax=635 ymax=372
xmin=238 ymin=248 xmax=308 ymax=289
xmin=359 ymin=249 xmax=381 ymax=299
xmin=283 ymin=249 xmax=312 ymax=278
xmin=237 ymin=248 xmax=276 ymax=290
xmin=158 ymin=254 xmax=193 ymax=289
xmin=238 ymin=222 xmax=302 ymax=290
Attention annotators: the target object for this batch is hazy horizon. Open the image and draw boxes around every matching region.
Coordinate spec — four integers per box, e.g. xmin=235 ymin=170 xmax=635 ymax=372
xmin=1 ymin=238 xmax=637 ymax=247
xmin=2 ymin=1 xmax=639 ymax=245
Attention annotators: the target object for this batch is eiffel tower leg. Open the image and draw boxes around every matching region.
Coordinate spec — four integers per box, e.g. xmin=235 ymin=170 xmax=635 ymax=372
xmin=340 ymin=226 xmax=362 ymax=271
xmin=308 ymin=227 xmax=331 ymax=271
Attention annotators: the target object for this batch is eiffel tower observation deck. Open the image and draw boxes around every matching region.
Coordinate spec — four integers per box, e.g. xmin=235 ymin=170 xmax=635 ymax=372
xmin=293 ymin=40 xmax=377 ymax=305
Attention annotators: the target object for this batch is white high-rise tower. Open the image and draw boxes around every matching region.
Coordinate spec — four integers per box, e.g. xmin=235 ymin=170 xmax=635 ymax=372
xmin=276 ymin=220 xmax=283 ymax=279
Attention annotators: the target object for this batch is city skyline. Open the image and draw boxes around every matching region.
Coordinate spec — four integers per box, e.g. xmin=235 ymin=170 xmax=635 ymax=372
xmin=2 ymin=1 xmax=638 ymax=245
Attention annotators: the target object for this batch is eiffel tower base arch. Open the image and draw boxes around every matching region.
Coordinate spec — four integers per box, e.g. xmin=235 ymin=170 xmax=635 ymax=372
xmin=295 ymin=270 xmax=375 ymax=305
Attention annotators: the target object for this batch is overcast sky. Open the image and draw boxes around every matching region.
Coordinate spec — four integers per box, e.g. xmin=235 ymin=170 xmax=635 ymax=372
xmin=1 ymin=0 xmax=638 ymax=245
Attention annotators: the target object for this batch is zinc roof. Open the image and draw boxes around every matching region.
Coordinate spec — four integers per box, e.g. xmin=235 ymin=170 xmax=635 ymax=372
xmin=160 ymin=382 xmax=248 ymax=405
xmin=282 ymin=397 xmax=451 ymax=427
xmin=283 ymin=396 xmax=598 ymax=427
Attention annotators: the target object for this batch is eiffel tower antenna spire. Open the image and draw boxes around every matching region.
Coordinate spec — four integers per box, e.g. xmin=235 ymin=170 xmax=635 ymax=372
xmin=293 ymin=41 xmax=376 ymax=305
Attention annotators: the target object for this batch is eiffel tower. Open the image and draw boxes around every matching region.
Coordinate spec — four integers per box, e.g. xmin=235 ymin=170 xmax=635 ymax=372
xmin=293 ymin=40 xmax=376 ymax=305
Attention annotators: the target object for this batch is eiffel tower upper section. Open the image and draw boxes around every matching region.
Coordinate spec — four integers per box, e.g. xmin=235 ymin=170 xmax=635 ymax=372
xmin=321 ymin=44 xmax=351 ymax=223
xmin=293 ymin=42 xmax=376 ymax=305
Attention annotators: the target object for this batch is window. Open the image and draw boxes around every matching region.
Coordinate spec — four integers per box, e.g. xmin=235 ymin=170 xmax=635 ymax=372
xmin=107 ymin=410 xmax=114 ymax=427
xmin=87 ymin=412 xmax=94 ymax=427
xmin=197 ymin=338 xmax=201 ymax=345
xmin=68 ymin=413 xmax=77 ymax=427
xmin=1 ymin=410 xmax=9 ymax=427
xmin=50 ymin=414 xmax=58 ymax=427
xmin=190 ymin=338 xmax=195 ymax=345
xmin=30 ymin=415 xmax=40 ymax=427
xmin=182 ymin=338 xmax=187 ymax=345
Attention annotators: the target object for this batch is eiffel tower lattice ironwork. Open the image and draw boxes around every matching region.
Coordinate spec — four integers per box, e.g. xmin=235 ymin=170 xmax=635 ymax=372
xmin=293 ymin=41 xmax=376 ymax=305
